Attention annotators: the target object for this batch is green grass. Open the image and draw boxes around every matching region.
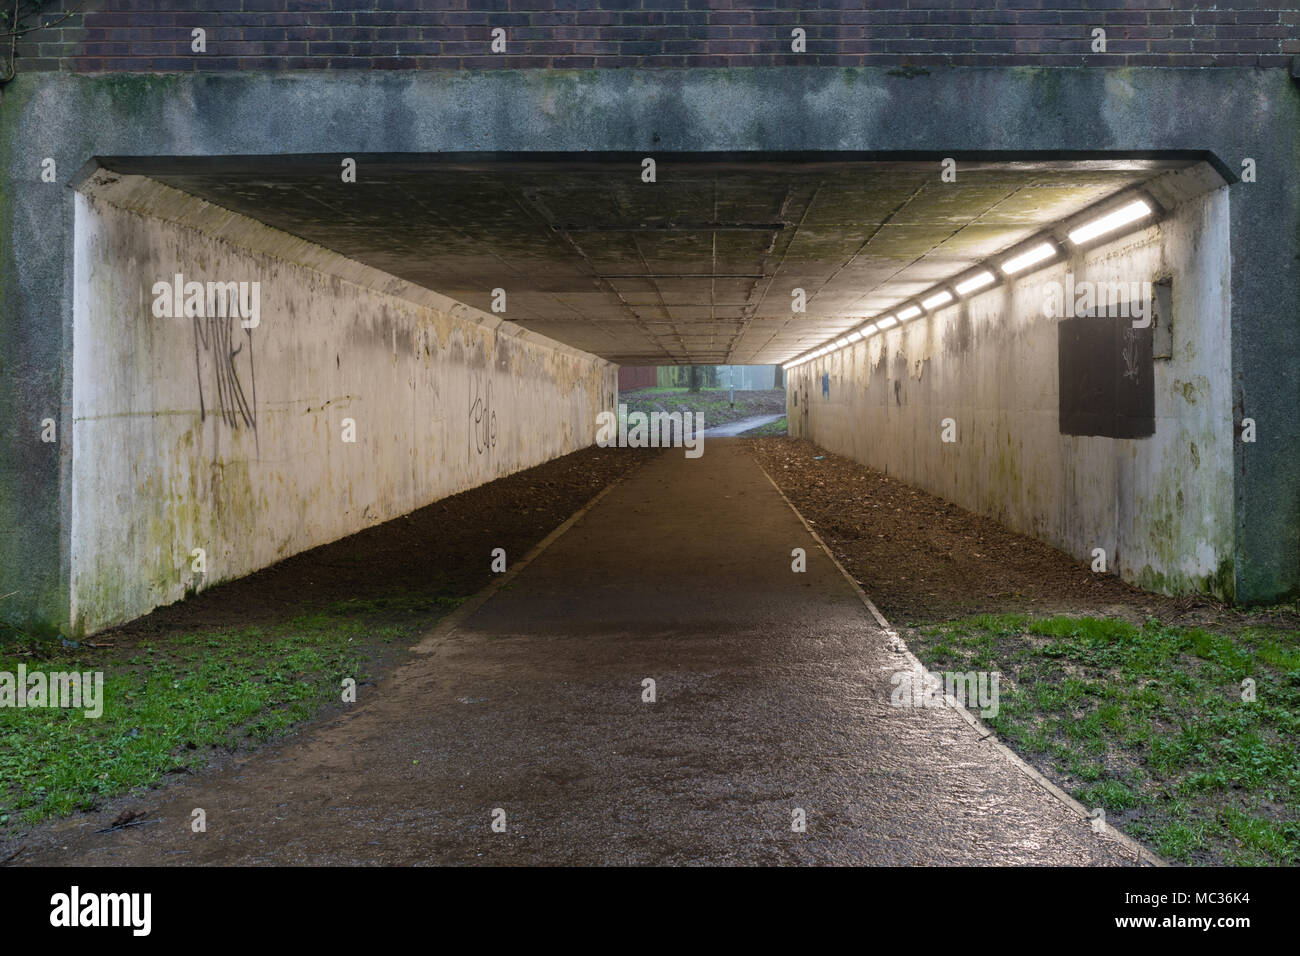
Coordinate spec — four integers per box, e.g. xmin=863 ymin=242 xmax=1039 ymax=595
xmin=910 ymin=613 xmax=1300 ymax=865
xmin=740 ymin=416 xmax=788 ymax=437
xmin=0 ymin=603 xmax=435 ymax=831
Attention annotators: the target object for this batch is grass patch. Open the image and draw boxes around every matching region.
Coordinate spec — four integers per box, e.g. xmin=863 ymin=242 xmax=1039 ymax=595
xmin=741 ymin=416 xmax=787 ymax=437
xmin=0 ymin=604 xmax=436 ymax=832
xmin=909 ymin=613 xmax=1300 ymax=865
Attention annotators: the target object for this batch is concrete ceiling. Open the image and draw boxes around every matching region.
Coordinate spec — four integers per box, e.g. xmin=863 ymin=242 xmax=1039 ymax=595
xmin=100 ymin=156 xmax=1194 ymax=366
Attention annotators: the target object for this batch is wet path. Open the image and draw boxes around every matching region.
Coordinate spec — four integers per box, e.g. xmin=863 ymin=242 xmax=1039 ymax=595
xmin=19 ymin=441 xmax=1137 ymax=865
xmin=700 ymin=413 xmax=784 ymax=436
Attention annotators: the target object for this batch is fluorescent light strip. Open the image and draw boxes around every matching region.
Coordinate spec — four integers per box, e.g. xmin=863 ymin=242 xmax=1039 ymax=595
xmin=1000 ymin=241 xmax=1056 ymax=275
xmin=955 ymin=270 xmax=995 ymax=295
xmin=782 ymin=196 xmax=1151 ymax=369
xmin=1068 ymin=199 xmax=1152 ymax=245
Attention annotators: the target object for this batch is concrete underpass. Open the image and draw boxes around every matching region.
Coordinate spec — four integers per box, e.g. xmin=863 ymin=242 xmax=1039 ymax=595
xmin=2 ymin=67 xmax=1298 ymax=871
xmin=57 ymin=153 xmax=1239 ymax=631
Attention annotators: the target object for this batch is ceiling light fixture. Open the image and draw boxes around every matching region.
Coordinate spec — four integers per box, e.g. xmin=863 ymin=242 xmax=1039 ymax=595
xmin=955 ymin=270 xmax=995 ymax=295
xmin=1000 ymin=241 xmax=1057 ymax=275
xmin=779 ymin=193 xmax=1157 ymax=369
xmin=1067 ymin=199 xmax=1153 ymax=245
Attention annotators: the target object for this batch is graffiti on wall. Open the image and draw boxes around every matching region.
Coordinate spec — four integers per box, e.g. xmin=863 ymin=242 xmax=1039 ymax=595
xmin=192 ymin=315 xmax=257 ymax=432
xmin=469 ymin=373 xmax=498 ymax=456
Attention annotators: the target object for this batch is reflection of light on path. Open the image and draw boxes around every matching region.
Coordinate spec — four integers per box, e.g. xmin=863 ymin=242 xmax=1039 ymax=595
xmin=701 ymin=413 xmax=785 ymax=437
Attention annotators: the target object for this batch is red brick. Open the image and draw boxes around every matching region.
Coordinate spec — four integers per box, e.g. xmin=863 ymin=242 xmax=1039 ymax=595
xmin=3 ymin=1 xmax=1292 ymax=74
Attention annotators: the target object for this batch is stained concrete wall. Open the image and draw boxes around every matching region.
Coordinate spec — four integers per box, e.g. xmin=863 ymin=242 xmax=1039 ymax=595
xmin=68 ymin=175 xmax=614 ymax=634
xmin=789 ymin=187 xmax=1234 ymax=597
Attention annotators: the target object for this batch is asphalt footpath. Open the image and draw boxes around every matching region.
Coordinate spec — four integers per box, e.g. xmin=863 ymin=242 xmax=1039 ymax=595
xmin=14 ymin=439 xmax=1139 ymax=865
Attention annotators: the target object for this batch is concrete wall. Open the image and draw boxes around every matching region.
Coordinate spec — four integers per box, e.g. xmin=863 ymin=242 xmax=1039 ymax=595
xmin=68 ymin=176 xmax=614 ymax=634
xmin=789 ymin=187 xmax=1234 ymax=598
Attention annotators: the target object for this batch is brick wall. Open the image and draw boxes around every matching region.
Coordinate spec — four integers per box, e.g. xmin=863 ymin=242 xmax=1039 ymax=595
xmin=618 ymin=365 xmax=659 ymax=391
xmin=5 ymin=1 xmax=1298 ymax=74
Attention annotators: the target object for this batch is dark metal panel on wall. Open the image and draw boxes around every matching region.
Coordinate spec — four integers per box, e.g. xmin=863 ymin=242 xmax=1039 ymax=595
xmin=1058 ymin=316 xmax=1155 ymax=440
